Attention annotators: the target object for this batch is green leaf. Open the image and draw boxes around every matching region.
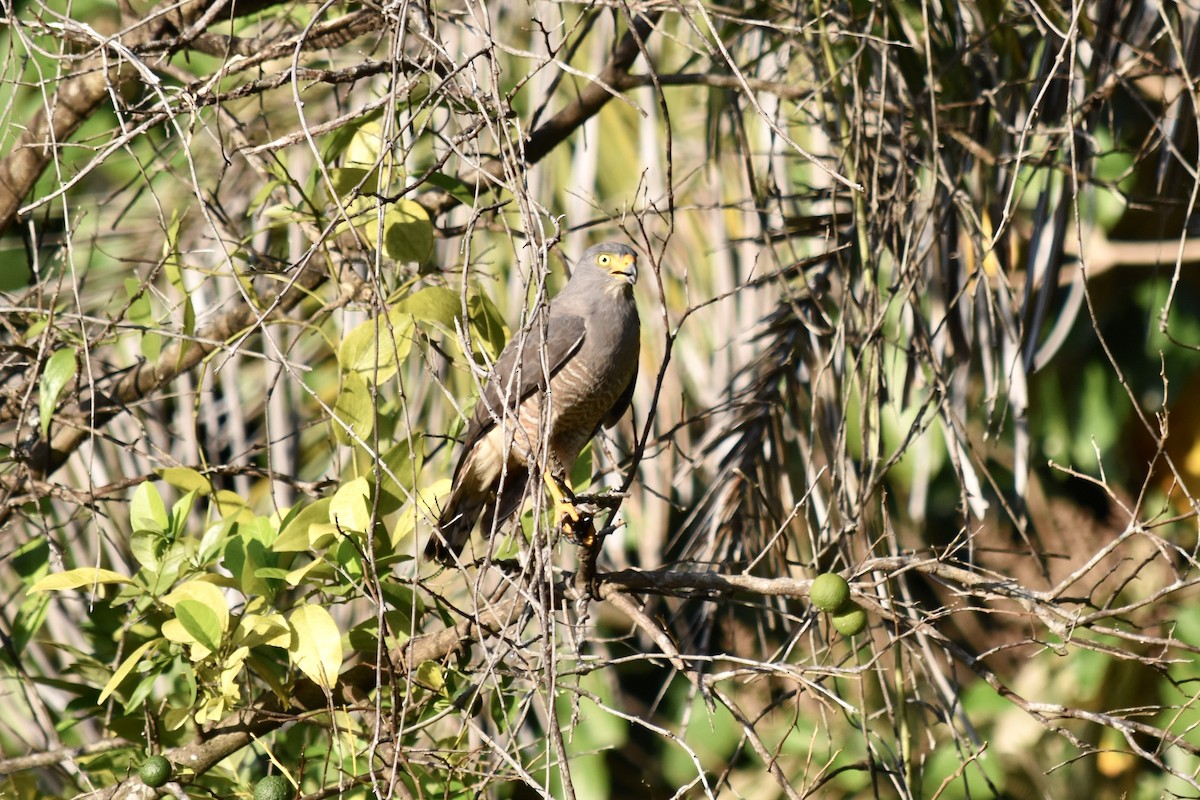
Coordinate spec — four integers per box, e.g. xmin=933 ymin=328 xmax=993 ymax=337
xmin=11 ymin=591 xmax=50 ymax=654
xmin=338 ymin=311 xmax=414 ymax=383
xmin=98 ymin=638 xmax=159 ymax=703
xmin=29 ymin=568 xmax=132 ymax=593
xmin=375 ymin=439 xmax=422 ymax=514
xmin=0 ymin=256 xmax=31 ymax=291
xmin=345 ymin=120 xmax=385 ymax=168
xmin=320 ymin=108 xmax=385 ymax=163
xmin=38 ymin=348 xmax=76 ymax=437
xmin=158 ymin=466 xmax=212 ymax=495
xmin=417 ymin=661 xmax=445 ymax=693
xmin=124 ymin=278 xmax=152 ymax=324
xmin=370 ymin=200 xmax=434 ymax=265
xmin=130 ymin=481 xmax=169 ymax=534
xmin=213 ymin=489 xmax=253 ymax=523
xmin=425 ymin=171 xmax=478 ymax=206
xmin=468 ymin=290 xmax=510 ymax=360
xmin=12 ymin=537 xmax=50 ymax=581
xmin=332 ymin=372 xmax=375 ymax=445
xmin=327 ymin=166 xmax=378 ymax=199
xmin=397 ymin=286 xmax=460 ymax=328
xmin=289 ymin=604 xmax=343 ymax=690
xmin=330 ymin=476 xmax=372 ymax=534
xmin=389 ymin=477 xmax=449 ymax=549
xmin=223 ymin=532 xmax=273 ymax=597
xmin=163 ymin=580 xmax=230 ymax=634
xmin=379 ymin=582 xmax=426 ymax=633
xmin=141 ymin=332 xmax=162 ymax=362
xmin=175 ymin=600 xmax=223 ymax=654
xmin=169 ymin=490 xmax=198 ymax=538
xmin=274 ymin=498 xmax=333 ymax=552
xmin=130 ymin=529 xmax=167 ymax=571
xmin=177 ymin=296 xmax=195 ymax=371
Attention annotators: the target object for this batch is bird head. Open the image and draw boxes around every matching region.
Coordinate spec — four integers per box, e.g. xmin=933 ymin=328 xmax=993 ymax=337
xmin=576 ymin=242 xmax=638 ymax=291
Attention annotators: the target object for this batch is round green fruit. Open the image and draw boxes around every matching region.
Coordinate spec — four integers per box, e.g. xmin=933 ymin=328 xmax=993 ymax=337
xmin=831 ymin=604 xmax=868 ymax=636
xmin=139 ymin=755 xmax=172 ymax=788
xmin=810 ymin=572 xmax=851 ymax=613
xmin=254 ymin=775 xmax=295 ymax=800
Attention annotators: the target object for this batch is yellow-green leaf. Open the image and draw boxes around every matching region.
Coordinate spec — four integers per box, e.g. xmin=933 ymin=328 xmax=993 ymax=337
xmin=30 ymin=568 xmax=132 ymax=593
xmin=284 ymin=557 xmax=329 ymax=587
xmin=175 ymin=599 xmax=223 ymax=654
xmin=332 ymin=372 xmax=374 ymax=445
xmin=235 ymin=612 xmax=291 ymax=649
xmin=163 ymin=580 xmax=230 ymax=635
xmin=390 ymin=478 xmax=450 ymax=549
xmin=130 ymin=481 xmax=168 ymax=534
xmin=274 ymin=498 xmax=333 ymax=552
xmin=397 ymin=286 xmax=460 ymax=327
xmin=157 ymin=465 xmax=211 ymax=496
xmin=98 ymin=638 xmax=159 ymax=703
xmin=371 ymin=200 xmax=433 ymax=265
xmin=417 ymin=661 xmax=445 ymax=693
xmin=213 ymin=489 xmax=253 ymax=523
xmin=330 ymin=477 xmax=372 ymax=534
xmin=468 ymin=290 xmax=509 ymax=360
xmin=338 ymin=311 xmax=414 ymax=384
xmin=289 ymin=604 xmax=343 ymax=690
xmin=39 ymin=348 xmax=76 ymax=437
xmin=345 ymin=121 xmax=385 ymax=168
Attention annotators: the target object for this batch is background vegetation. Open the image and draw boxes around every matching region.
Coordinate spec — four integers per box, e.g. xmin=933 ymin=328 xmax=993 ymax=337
xmin=2 ymin=0 xmax=1200 ymax=797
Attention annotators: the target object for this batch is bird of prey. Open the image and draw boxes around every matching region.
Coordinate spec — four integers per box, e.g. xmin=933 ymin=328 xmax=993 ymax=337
xmin=425 ymin=242 xmax=641 ymax=564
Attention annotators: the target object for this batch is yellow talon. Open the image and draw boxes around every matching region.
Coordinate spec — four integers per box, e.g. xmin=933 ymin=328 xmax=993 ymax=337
xmin=544 ymin=473 xmax=595 ymax=546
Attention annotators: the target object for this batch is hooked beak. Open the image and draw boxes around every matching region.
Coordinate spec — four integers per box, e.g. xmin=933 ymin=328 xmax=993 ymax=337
xmin=609 ymin=253 xmax=638 ymax=285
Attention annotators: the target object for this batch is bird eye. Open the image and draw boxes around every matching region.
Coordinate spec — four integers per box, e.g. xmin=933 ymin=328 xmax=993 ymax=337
xmin=597 ymin=254 xmax=611 ymax=265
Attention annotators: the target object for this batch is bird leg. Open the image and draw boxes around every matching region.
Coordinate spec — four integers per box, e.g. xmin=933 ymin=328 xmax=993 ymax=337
xmin=544 ymin=472 xmax=597 ymax=547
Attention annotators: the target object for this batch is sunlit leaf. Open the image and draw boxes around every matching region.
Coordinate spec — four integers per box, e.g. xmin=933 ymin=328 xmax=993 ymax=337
xmin=30 ymin=568 xmax=132 ymax=593
xmin=338 ymin=311 xmax=414 ymax=383
xmin=130 ymin=529 xmax=166 ymax=571
xmin=158 ymin=467 xmax=212 ymax=495
xmin=98 ymin=638 xmax=159 ymax=703
xmin=333 ymin=372 xmax=375 ymax=445
xmin=345 ymin=120 xmax=385 ymax=168
xmin=417 ymin=661 xmax=444 ymax=693
xmin=213 ymin=489 xmax=253 ymax=523
xmin=175 ymin=600 xmax=223 ymax=655
xmin=163 ymin=580 xmax=230 ymax=636
xmin=235 ymin=612 xmax=291 ymax=649
xmin=330 ymin=476 xmax=372 ymax=534
xmin=389 ymin=477 xmax=450 ymax=549
xmin=398 ymin=286 xmax=460 ymax=327
xmin=289 ymin=604 xmax=343 ymax=690
xmin=274 ymin=498 xmax=334 ymax=552
xmin=366 ymin=200 xmax=433 ymax=265
xmin=131 ymin=481 xmax=169 ymax=534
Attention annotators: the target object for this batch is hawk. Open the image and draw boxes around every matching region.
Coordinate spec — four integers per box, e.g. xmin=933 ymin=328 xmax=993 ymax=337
xmin=425 ymin=242 xmax=641 ymax=563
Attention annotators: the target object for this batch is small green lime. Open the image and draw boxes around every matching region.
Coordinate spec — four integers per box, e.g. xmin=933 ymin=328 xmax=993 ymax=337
xmin=810 ymin=572 xmax=851 ymax=613
xmin=830 ymin=604 xmax=868 ymax=636
xmin=139 ymin=755 xmax=172 ymax=788
xmin=254 ymin=774 xmax=295 ymax=800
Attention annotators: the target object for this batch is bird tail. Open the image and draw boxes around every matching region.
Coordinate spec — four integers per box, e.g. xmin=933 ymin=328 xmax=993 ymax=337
xmin=425 ymin=466 xmax=531 ymax=564
xmin=426 ymin=485 xmax=484 ymax=564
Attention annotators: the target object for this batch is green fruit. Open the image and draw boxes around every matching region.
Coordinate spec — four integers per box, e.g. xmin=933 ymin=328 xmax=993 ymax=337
xmin=831 ymin=604 xmax=868 ymax=636
xmin=254 ymin=775 xmax=295 ymax=800
xmin=810 ymin=572 xmax=851 ymax=613
xmin=139 ymin=755 xmax=172 ymax=788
